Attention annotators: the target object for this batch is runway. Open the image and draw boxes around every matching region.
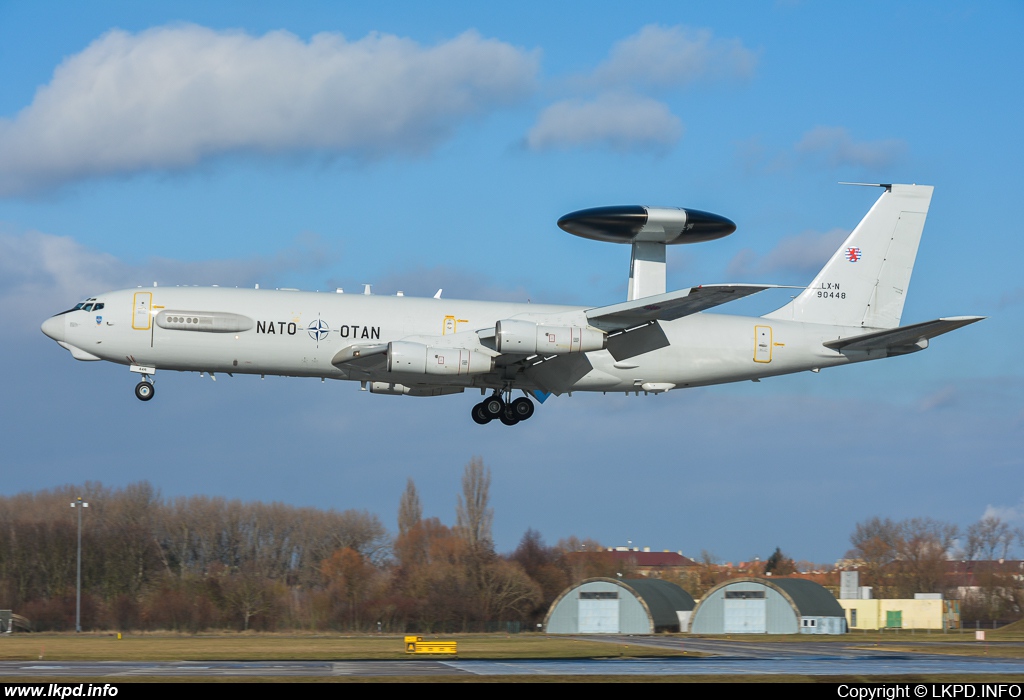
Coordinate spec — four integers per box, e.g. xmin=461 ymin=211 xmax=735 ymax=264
xmin=2 ymin=653 xmax=1024 ymax=678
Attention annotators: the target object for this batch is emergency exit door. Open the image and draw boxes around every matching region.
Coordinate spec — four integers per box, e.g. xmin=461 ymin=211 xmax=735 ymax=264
xmin=132 ymin=292 xmax=152 ymax=330
xmin=754 ymin=325 xmax=772 ymax=363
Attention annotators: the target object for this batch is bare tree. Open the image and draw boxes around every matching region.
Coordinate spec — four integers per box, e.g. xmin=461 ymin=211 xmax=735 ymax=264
xmin=456 ymin=457 xmax=493 ymax=559
xmin=849 ymin=517 xmax=902 ymax=597
xmin=476 ymin=560 xmax=542 ymax=622
xmin=964 ymin=516 xmax=1016 ymax=561
xmin=398 ymin=479 xmax=422 ymax=538
xmin=895 ymin=517 xmax=958 ymax=596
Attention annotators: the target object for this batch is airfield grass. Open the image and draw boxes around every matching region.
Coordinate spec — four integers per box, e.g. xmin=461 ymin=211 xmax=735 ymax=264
xmin=4 ymin=628 xmax=1023 ymax=662
xmin=0 ymin=633 xmax=695 ymax=662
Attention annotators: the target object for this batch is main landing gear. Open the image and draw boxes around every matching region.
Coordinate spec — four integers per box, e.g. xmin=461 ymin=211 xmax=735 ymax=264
xmin=471 ymin=391 xmax=535 ymax=426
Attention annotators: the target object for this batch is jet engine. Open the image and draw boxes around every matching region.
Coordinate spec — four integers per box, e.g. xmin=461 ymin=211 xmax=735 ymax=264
xmin=387 ymin=341 xmax=494 ymax=376
xmin=495 ymin=319 xmax=606 ymax=354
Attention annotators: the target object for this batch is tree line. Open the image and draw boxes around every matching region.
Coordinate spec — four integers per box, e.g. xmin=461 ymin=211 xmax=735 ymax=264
xmin=0 ymin=459 xmax=623 ymax=632
xmin=844 ymin=515 xmax=1024 ymax=622
xmin=4 ymin=464 xmax=1020 ymax=631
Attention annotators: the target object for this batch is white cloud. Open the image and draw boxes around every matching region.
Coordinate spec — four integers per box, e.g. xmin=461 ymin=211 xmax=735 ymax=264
xmin=590 ymin=24 xmax=757 ymax=90
xmin=726 ymin=228 xmax=848 ymax=281
xmin=795 ymin=126 xmax=907 ymax=170
xmin=0 ymin=228 xmax=333 ymax=331
xmin=522 ymin=25 xmax=753 ymax=155
xmin=525 ymin=93 xmax=682 ymax=153
xmin=982 ymin=500 xmax=1024 ymax=524
xmin=0 ymin=25 xmax=539 ymax=195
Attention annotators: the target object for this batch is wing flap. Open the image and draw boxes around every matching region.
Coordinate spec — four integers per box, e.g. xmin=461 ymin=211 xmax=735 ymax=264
xmin=586 ymin=284 xmax=779 ymax=331
xmin=823 ymin=316 xmax=984 ymax=353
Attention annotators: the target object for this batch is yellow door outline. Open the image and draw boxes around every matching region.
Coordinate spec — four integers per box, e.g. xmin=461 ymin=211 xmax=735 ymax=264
xmin=441 ymin=315 xmax=469 ymax=335
xmin=754 ymin=325 xmax=772 ymax=363
xmin=132 ymin=292 xmax=152 ymax=330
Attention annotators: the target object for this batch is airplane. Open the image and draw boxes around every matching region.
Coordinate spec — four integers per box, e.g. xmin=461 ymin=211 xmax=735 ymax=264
xmin=41 ymin=183 xmax=982 ymax=425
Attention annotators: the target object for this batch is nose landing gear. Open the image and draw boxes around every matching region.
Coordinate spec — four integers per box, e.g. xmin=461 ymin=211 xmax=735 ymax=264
xmin=130 ymin=364 xmax=157 ymax=402
xmin=471 ymin=390 xmax=535 ymax=426
xmin=134 ymin=380 xmax=155 ymax=401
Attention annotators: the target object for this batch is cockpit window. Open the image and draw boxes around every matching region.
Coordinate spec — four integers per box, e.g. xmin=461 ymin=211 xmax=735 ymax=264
xmin=58 ymin=298 xmax=97 ymax=316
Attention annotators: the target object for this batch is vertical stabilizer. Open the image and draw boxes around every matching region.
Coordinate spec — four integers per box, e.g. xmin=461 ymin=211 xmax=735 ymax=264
xmin=764 ymin=184 xmax=933 ymax=328
xmin=627 ymin=241 xmax=667 ymax=300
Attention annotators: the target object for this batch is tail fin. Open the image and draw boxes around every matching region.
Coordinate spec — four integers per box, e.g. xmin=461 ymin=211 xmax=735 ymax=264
xmin=764 ymin=183 xmax=933 ymax=329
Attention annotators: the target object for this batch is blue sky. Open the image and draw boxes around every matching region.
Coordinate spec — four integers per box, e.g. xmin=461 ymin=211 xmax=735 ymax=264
xmin=1 ymin=1 xmax=1021 ymax=564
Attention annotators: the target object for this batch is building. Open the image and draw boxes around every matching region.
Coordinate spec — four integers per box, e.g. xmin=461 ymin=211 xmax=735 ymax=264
xmin=838 ymin=597 xmax=960 ymax=630
xmin=689 ymin=577 xmax=847 ymax=634
xmin=565 ymin=547 xmax=698 ymax=579
xmin=544 ymin=577 xmax=696 ymax=634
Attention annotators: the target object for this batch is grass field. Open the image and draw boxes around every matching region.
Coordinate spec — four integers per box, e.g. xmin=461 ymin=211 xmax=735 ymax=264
xmin=0 ymin=633 xmax=695 ymax=662
xmin=3 ymin=629 xmax=1022 ymax=662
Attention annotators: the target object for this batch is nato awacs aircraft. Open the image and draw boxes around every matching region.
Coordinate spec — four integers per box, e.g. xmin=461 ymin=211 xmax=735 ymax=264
xmin=42 ymin=183 xmax=981 ymax=425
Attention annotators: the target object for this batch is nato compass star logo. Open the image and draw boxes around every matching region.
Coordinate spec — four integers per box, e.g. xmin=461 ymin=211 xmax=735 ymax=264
xmin=307 ymin=318 xmax=330 ymax=346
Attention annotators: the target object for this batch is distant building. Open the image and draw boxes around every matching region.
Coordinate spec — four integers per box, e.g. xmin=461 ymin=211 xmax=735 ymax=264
xmin=689 ymin=577 xmax=847 ymax=634
xmin=569 ymin=548 xmax=696 ymax=581
xmin=544 ymin=577 xmax=696 ymax=634
xmin=945 ymin=560 xmax=1024 ymax=601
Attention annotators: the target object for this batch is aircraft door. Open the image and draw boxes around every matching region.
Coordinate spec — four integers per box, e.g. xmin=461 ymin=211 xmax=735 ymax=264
xmin=754 ymin=325 xmax=772 ymax=363
xmin=132 ymin=292 xmax=152 ymax=330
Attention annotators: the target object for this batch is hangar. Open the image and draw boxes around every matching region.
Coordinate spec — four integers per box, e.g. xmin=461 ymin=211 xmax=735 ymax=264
xmin=543 ymin=577 xmax=696 ymax=634
xmin=689 ymin=577 xmax=847 ymax=634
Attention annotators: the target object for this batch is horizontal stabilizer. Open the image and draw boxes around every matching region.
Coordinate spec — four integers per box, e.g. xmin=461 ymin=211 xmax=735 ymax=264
xmin=823 ymin=316 xmax=984 ymax=354
xmin=587 ymin=284 xmax=778 ymax=332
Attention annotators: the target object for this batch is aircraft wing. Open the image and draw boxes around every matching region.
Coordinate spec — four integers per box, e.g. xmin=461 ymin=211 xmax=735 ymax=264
xmin=823 ymin=316 xmax=985 ymax=354
xmin=586 ymin=284 xmax=778 ymax=332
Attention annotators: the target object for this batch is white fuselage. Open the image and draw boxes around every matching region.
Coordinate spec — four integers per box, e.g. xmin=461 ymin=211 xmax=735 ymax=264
xmin=46 ymin=286 xmax=864 ymax=395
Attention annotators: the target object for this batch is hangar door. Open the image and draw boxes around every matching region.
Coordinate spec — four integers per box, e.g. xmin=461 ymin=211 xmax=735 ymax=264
xmin=578 ymin=591 xmax=619 ymax=633
xmin=723 ymin=590 xmax=766 ymax=633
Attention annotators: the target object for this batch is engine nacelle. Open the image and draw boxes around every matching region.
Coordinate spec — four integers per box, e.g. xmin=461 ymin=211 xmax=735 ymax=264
xmin=495 ymin=319 xmax=606 ymax=355
xmin=387 ymin=341 xmax=494 ymax=376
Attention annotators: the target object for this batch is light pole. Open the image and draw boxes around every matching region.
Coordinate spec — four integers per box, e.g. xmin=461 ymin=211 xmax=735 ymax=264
xmin=70 ymin=497 xmax=88 ymax=633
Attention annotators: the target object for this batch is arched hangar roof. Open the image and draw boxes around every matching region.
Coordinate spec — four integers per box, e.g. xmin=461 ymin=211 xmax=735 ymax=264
xmin=543 ymin=577 xmax=696 ymax=632
xmin=767 ymin=578 xmax=845 ymax=617
xmin=692 ymin=577 xmax=844 ymax=618
xmin=621 ymin=578 xmax=696 ymax=627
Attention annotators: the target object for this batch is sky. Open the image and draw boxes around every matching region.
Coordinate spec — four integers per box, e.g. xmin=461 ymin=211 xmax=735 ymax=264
xmin=1 ymin=1 xmax=1022 ymax=565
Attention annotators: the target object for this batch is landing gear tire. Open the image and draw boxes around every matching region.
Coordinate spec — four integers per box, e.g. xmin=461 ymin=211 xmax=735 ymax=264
xmin=499 ymin=406 xmax=520 ymax=426
xmin=510 ymin=396 xmax=534 ymax=421
xmin=482 ymin=396 xmax=504 ymax=418
xmin=471 ymin=402 xmax=492 ymax=425
xmin=134 ymin=381 xmax=155 ymax=401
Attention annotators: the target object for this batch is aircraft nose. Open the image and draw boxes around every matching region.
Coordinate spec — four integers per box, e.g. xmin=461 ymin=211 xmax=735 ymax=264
xmin=41 ymin=315 xmax=65 ymax=342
